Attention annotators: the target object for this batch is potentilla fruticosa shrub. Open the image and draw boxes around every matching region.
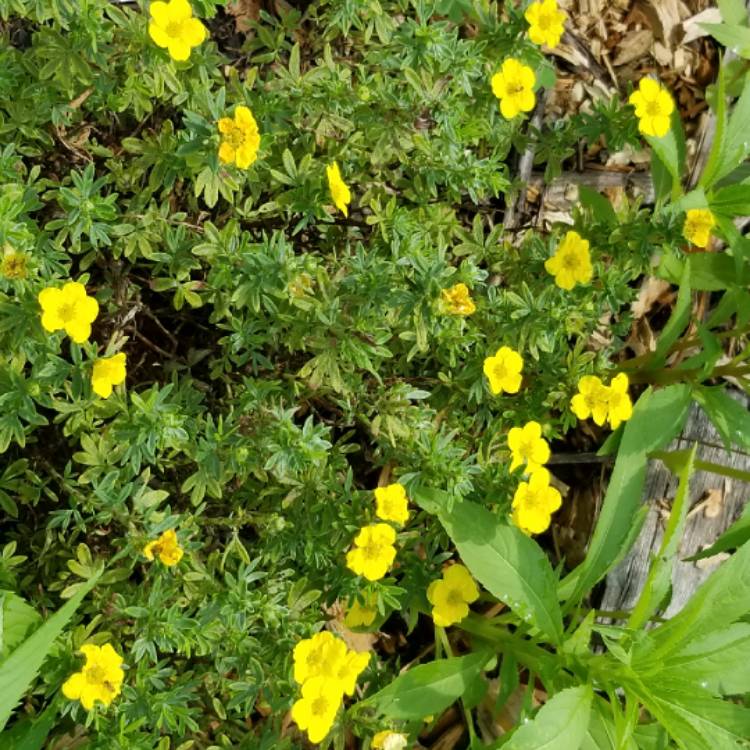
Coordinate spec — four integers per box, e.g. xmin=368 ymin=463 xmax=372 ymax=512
xmin=1 ymin=0 xmax=750 ymax=748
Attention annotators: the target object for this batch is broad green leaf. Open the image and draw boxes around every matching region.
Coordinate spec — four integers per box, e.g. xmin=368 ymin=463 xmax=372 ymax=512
xmin=362 ymin=651 xmax=489 ymax=720
xmin=719 ymin=0 xmax=748 ymax=24
xmin=685 ymin=502 xmax=750 ymax=561
xmin=693 ymin=386 xmax=750 ymax=450
xmin=633 ymin=539 xmax=750 ymax=664
xmin=0 ymin=699 xmax=58 ymax=750
xmin=633 ymin=680 xmax=750 ymax=750
xmin=659 ymin=623 xmax=750 ymax=695
xmin=658 ymin=250 xmax=750 ymax=290
xmin=701 ymin=23 xmax=750 ymax=57
xmin=0 ymin=593 xmax=40 ymax=660
xmin=581 ymin=697 xmax=638 ymax=750
xmin=0 ymin=573 xmax=99 ymax=731
xmin=631 ymin=723 xmax=669 ymax=750
xmin=709 ymin=182 xmax=750 ymax=217
xmin=500 ymin=686 xmax=592 ymax=750
xmin=560 ymin=385 xmax=692 ymax=605
xmin=698 ymin=55 xmax=728 ymax=190
xmin=628 ymin=444 xmax=697 ymax=629
xmin=578 ymin=186 xmax=617 ymax=226
xmin=649 ymin=263 xmax=691 ymax=369
xmin=439 ymin=498 xmax=564 ymax=644
xmin=646 ymin=111 xmax=684 ymax=200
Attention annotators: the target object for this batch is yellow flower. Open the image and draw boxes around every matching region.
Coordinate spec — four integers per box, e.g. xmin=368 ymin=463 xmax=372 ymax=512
xmin=218 ymin=106 xmax=260 ymax=169
xmin=374 ymin=483 xmax=410 ymax=525
xmin=91 ymin=353 xmax=127 ymax=398
xmin=483 ymin=346 xmax=523 ymax=395
xmin=511 ymin=468 xmax=562 ymax=535
xmin=525 ymin=0 xmax=566 ymax=48
xmin=491 ymin=58 xmax=536 ymax=120
xmin=38 ymin=281 xmax=99 ymax=344
xmin=1 ymin=247 xmax=27 ymax=280
xmin=607 ymin=373 xmax=632 ymax=430
xmin=570 ymin=375 xmax=610 ymax=426
xmin=331 ymin=648 xmax=370 ymax=695
xmin=293 ymin=631 xmax=347 ymax=685
xmin=62 ymin=643 xmax=124 ymax=711
xmin=427 ymin=564 xmax=479 ymax=627
xmin=143 ymin=529 xmax=184 ymax=566
xmin=345 ymin=592 xmax=379 ymax=628
xmin=441 ymin=283 xmax=476 ymax=316
xmin=288 ymin=272 xmax=314 ymax=299
xmin=373 ymin=731 xmax=409 ymax=750
xmin=291 ymin=676 xmax=343 ymax=744
xmin=544 ymin=230 xmax=593 ymax=290
xmin=148 ymin=0 xmax=207 ymax=62
xmin=346 ymin=523 xmax=397 ymax=581
xmin=326 ymin=161 xmax=351 ymax=217
xmin=628 ymin=78 xmax=674 ymax=138
xmin=507 ymin=421 xmax=550 ymax=474
xmin=683 ymin=208 xmax=715 ymax=248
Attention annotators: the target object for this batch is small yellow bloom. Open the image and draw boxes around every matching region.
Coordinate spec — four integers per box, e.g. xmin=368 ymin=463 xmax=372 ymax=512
xmin=491 ymin=58 xmax=536 ymax=120
xmin=326 ymin=161 xmax=351 ymax=217
xmin=374 ymin=483 xmax=410 ymax=525
xmin=62 ymin=643 xmax=124 ymax=711
xmin=607 ymin=373 xmax=632 ymax=430
xmin=628 ymin=78 xmax=674 ymax=138
xmin=218 ymin=106 xmax=260 ymax=169
xmin=507 ymin=421 xmax=550 ymax=474
xmin=38 ymin=281 xmax=99 ymax=344
xmin=683 ymin=208 xmax=715 ymax=248
xmin=148 ymin=0 xmax=207 ymax=62
xmin=291 ymin=676 xmax=343 ymax=744
xmin=441 ymin=283 xmax=476 ymax=316
xmin=346 ymin=523 xmax=397 ymax=581
xmin=91 ymin=353 xmax=127 ymax=399
xmin=511 ymin=468 xmax=562 ymax=535
xmin=331 ymin=648 xmax=370 ymax=695
xmin=143 ymin=529 xmax=184 ymax=566
xmin=373 ymin=731 xmax=409 ymax=750
xmin=525 ymin=0 xmax=566 ymax=48
xmin=288 ymin=272 xmax=314 ymax=299
xmin=293 ymin=631 xmax=347 ymax=685
xmin=570 ymin=375 xmax=610 ymax=426
xmin=1 ymin=247 xmax=27 ymax=280
xmin=483 ymin=346 xmax=523 ymax=395
xmin=427 ymin=564 xmax=479 ymax=627
xmin=544 ymin=230 xmax=593 ymax=291
xmin=345 ymin=592 xmax=379 ymax=629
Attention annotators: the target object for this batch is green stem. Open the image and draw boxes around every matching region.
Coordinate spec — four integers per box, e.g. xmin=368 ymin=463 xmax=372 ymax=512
xmin=438 ymin=627 xmax=477 ymax=744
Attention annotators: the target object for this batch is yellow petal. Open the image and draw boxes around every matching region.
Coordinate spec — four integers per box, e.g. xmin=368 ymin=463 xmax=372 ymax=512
xmin=167 ymin=39 xmax=191 ymax=61
xmin=65 ymin=320 xmax=92 ymax=344
xmin=148 ymin=20 xmax=171 ymax=48
xmin=149 ymin=1 xmax=170 ymax=24
xmin=168 ymin=0 xmax=193 ymax=22
xmin=62 ymin=672 xmax=85 ymax=700
xmin=181 ymin=17 xmax=207 ymax=47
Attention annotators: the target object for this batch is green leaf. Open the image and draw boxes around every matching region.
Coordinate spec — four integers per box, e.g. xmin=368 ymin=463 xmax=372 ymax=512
xmin=685 ymin=503 xmax=750 ymax=561
xmin=500 ymin=686 xmax=592 ymax=750
xmin=693 ymin=386 xmax=750 ymax=450
xmin=633 ymin=539 xmax=750 ymax=665
xmin=363 ymin=651 xmax=489 ymax=720
xmin=0 ymin=699 xmax=59 ymax=750
xmin=578 ymin=186 xmax=617 ymax=226
xmin=701 ymin=23 xmax=750 ymax=57
xmin=628 ymin=444 xmax=697 ymax=629
xmin=659 ymin=623 xmax=750 ymax=695
xmin=560 ymin=385 xmax=692 ymax=605
xmin=581 ymin=697 xmax=638 ymax=750
xmin=645 ymin=111 xmax=684 ymax=200
xmin=709 ymin=182 xmax=750 ymax=217
xmin=0 ymin=573 xmax=99 ymax=730
xmin=0 ymin=593 xmax=40 ymax=660
xmin=719 ymin=0 xmax=748 ymax=24
xmin=649 ymin=262 xmax=691 ymax=369
xmin=658 ymin=250 xmax=750 ymax=290
xmin=438 ymin=497 xmax=564 ymax=644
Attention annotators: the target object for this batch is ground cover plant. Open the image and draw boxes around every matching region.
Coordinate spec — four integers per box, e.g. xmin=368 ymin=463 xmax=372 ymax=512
xmin=1 ymin=0 xmax=750 ymax=747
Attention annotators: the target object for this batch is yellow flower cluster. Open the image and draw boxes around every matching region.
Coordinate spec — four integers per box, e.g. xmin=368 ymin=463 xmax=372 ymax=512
xmin=218 ymin=106 xmax=261 ymax=169
xmin=427 ymin=563 xmax=479 ymax=627
xmin=37 ymin=281 xmax=128 ymax=400
xmin=441 ymin=283 xmax=476 ymax=316
xmin=345 ymin=591 xmax=379 ymax=628
xmin=491 ymin=58 xmax=536 ymax=120
xmin=1 ymin=246 xmax=27 ymax=280
xmin=291 ymin=632 xmax=369 ymax=743
xmin=62 ymin=643 xmax=124 ymax=710
xmin=327 ymin=161 xmax=351 ymax=217
xmin=483 ymin=346 xmax=523 ymax=395
xmin=683 ymin=208 xmax=715 ymax=248
xmin=525 ymin=0 xmax=566 ymax=48
xmin=628 ymin=78 xmax=674 ymax=138
xmin=571 ymin=372 xmax=633 ymax=430
xmin=508 ymin=421 xmax=550 ymax=475
xmin=148 ymin=0 xmax=206 ymax=61
xmin=346 ymin=483 xmax=409 ymax=581
xmin=544 ymin=230 xmax=593 ymax=291
xmin=143 ymin=529 xmax=184 ymax=566
xmin=512 ymin=467 xmax=562 ymax=535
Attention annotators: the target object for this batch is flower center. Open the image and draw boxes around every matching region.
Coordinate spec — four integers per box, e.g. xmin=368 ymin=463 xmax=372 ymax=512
xmin=561 ymin=252 xmax=579 ymax=271
xmin=311 ymin=696 xmax=330 ymax=716
xmin=57 ymin=301 xmax=77 ymax=323
xmin=362 ymin=543 xmax=381 ymax=560
xmin=519 ymin=439 xmax=536 ymax=459
xmin=493 ymin=362 xmax=508 ymax=381
xmin=508 ymin=81 xmax=526 ymax=96
xmin=446 ymin=588 xmax=464 ymax=606
xmin=537 ymin=11 xmax=553 ymax=30
xmin=165 ymin=20 xmax=185 ymax=39
xmin=645 ymin=100 xmax=662 ymax=117
xmin=224 ymin=125 xmax=245 ymax=149
xmin=84 ymin=664 xmax=108 ymax=684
